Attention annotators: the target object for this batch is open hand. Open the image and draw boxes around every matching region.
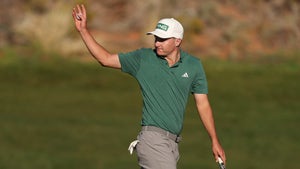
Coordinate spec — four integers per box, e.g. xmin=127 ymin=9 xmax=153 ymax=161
xmin=72 ymin=4 xmax=87 ymax=32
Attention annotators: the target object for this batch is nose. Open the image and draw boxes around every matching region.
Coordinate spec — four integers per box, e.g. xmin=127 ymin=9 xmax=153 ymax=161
xmin=154 ymin=36 xmax=168 ymax=44
xmin=155 ymin=40 xmax=161 ymax=47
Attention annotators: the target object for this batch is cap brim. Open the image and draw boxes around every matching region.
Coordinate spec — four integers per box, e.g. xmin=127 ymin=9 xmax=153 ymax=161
xmin=146 ymin=31 xmax=172 ymax=39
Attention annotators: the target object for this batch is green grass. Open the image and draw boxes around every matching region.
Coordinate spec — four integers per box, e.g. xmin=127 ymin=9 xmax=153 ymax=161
xmin=0 ymin=54 xmax=299 ymax=169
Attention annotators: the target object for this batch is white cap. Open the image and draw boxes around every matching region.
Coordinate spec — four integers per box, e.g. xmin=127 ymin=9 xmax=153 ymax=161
xmin=147 ymin=18 xmax=184 ymax=39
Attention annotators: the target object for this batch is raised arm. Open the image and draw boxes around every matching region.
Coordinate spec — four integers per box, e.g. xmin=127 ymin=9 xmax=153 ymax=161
xmin=72 ymin=4 xmax=121 ymax=69
xmin=193 ymin=93 xmax=226 ymax=165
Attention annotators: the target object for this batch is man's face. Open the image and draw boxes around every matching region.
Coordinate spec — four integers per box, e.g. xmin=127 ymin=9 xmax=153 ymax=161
xmin=154 ymin=36 xmax=181 ymax=56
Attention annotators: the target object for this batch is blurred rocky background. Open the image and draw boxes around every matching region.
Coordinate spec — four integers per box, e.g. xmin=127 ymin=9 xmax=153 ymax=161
xmin=1 ymin=0 xmax=299 ymax=60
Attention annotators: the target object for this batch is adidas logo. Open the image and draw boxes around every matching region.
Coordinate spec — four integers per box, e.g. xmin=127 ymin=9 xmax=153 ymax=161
xmin=181 ymin=72 xmax=189 ymax=78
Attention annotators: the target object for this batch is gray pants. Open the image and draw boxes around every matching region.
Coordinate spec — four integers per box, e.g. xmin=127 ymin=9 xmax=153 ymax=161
xmin=136 ymin=130 xmax=180 ymax=169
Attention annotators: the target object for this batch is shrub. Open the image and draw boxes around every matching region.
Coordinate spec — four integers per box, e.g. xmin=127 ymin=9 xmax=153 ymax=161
xmin=13 ymin=2 xmax=83 ymax=56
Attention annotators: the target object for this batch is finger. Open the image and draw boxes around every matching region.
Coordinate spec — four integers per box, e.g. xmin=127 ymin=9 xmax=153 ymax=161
xmin=222 ymin=154 xmax=226 ymax=165
xmin=213 ymin=149 xmax=219 ymax=162
xmin=81 ymin=4 xmax=86 ymax=15
xmin=213 ymin=151 xmax=225 ymax=162
xmin=81 ymin=4 xmax=87 ymax=18
xmin=76 ymin=4 xmax=82 ymax=14
xmin=74 ymin=4 xmax=83 ymax=21
xmin=72 ymin=8 xmax=78 ymax=20
xmin=218 ymin=153 xmax=226 ymax=165
xmin=214 ymin=153 xmax=219 ymax=162
xmin=72 ymin=10 xmax=81 ymax=21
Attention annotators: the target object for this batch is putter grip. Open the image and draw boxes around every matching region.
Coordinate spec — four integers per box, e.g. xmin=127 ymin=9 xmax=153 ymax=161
xmin=218 ymin=157 xmax=226 ymax=169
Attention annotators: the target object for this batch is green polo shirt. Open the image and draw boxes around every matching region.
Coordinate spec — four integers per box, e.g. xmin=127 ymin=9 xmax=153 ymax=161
xmin=119 ymin=48 xmax=208 ymax=135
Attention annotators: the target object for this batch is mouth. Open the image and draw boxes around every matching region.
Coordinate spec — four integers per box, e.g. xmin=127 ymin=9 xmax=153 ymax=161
xmin=156 ymin=48 xmax=163 ymax=52
xmin=155 ymin=49 xmax=166 ymax=57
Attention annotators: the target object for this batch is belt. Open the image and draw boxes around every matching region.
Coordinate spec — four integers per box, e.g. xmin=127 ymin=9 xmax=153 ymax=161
xmin=141 ymin=126 xmax=181 ymax=143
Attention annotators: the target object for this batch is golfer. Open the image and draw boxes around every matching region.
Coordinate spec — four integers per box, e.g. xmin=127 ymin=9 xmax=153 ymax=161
xmin=72 ymin=4 xmax=226 ymax=169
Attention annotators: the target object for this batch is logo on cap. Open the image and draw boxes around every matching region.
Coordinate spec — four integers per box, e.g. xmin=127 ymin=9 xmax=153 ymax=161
xmin=156 ymin=23 xmax=169 ymax=31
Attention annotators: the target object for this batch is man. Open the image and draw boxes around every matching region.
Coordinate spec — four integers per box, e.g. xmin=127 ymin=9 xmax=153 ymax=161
xmin=72 ymin=4 xmax=226 ymax=169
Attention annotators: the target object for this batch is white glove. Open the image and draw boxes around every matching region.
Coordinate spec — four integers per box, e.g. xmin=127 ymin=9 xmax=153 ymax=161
xmin=128 ymin=140 xmax=139 ymax=155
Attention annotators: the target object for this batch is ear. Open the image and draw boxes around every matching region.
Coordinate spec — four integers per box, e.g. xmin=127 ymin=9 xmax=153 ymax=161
xmin=175 ymin=38 xmax=182 ymax=47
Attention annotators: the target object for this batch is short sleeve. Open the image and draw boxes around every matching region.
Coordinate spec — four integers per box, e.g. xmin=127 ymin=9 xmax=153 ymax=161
xmin=190 ymin=60 xmax=208 ymax=94
xmin=118 ymin=49 xmax=143 ymax=76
